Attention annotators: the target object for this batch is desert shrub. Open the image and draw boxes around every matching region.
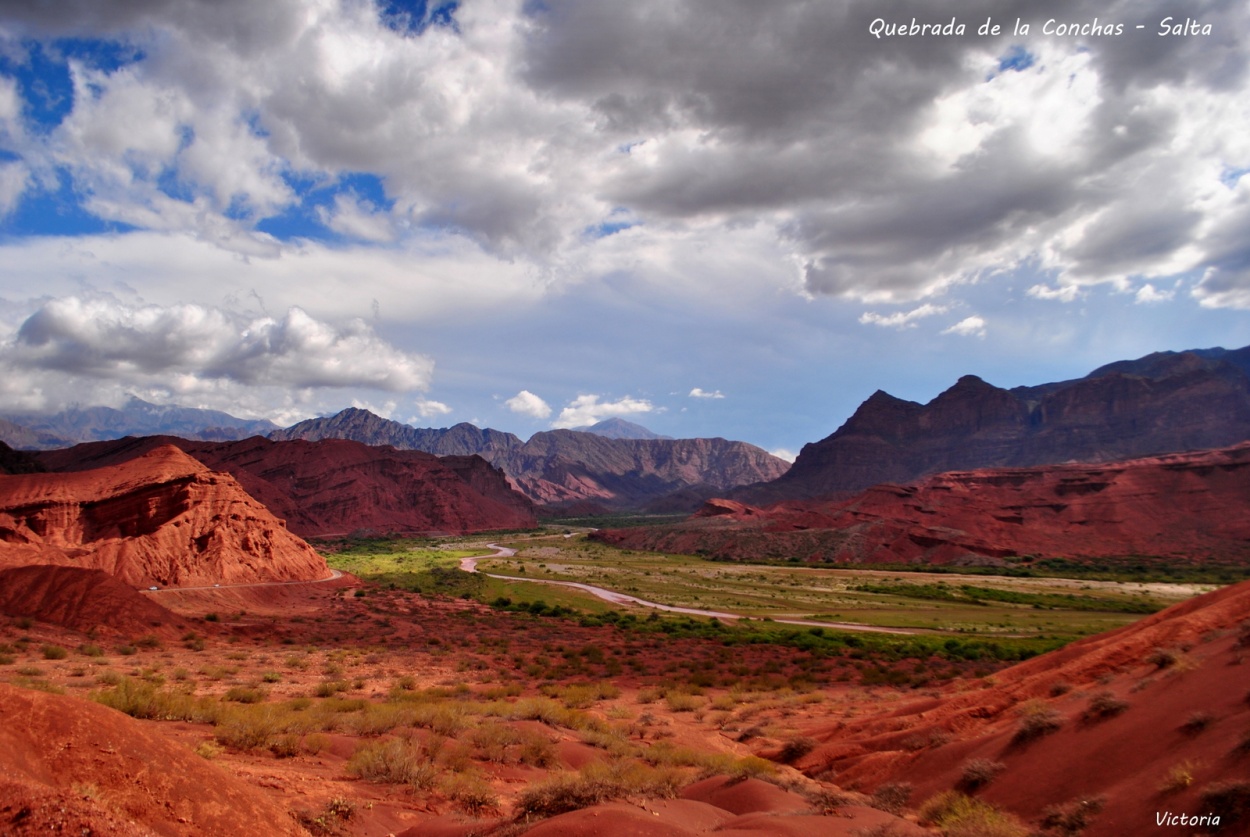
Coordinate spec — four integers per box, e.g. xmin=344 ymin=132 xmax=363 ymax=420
xmin=410 ymin=701 xmax=467 ymax=736
xmin=78 ymin=644 xmax=105 ymax=658
xmin=134 ymin=635 xmax=162 ymax=650
xmin=805 ymin=786 xmax=865 ymax=814
xmin=441 ymin=772 xmax=500 ymax=817
xmin=215 ymin=705 xmax=287 ymax=751
xmin=518 ymin=729 xmax=557 ymax=767
xmin=1199 ymin=780 xmax=1250 ymax=830
xmin=195 ymin=740 xmax=224 ymax=760
xmin=347 ymin=737 xmax=437 ymax=789
xmin=92 ymin=678 xmax=215 ymax=722
xmin=1040 ymin=796 xmax=1105 ymax=836
xmin=919 ymin=791 xmax=1029 ymax=837
xmin=294 ymin=796 xmax=355 ymax=836
xmin=347 ymin=703 xmax=416 ymax=737
xmin=269 ymin=733 xmax=302 ymax=758
xmin=303 ymin=733 xmax=330 ymax=755
xmin=1146 ymin=647 xmax=1179 ymax=669
xmin=514 ymin=761 xmax=682 ymax=820
xmin=957 ymin=758 xmax=1006 ymax=792
xmin=1182 ymin=711 xmax=1214 ymax=734
xmin=778 ymin=736 xmax=818 ymax=763
xmin=665 ymin=692 xmax=704 ymax=713
xmin=262 ymin=671 xmax=282 ymax=683
xmin=0 ymin=653 xmax=13 ymax=665
xmin=870 ymin=782 xmax=913 ymax=815
xmin=1049 ymin=680 xmax=1073 ymax=697
xmin=1159 ymin=760 xmax=1201 ymax=794
xmin=1082 ymin=691 xmax=1128 ymax=721
xmin=116 ymin=645 xmax=137 ymax=656
xmin=470 ymin=721 xmax=521 ymax=763
xmin=224 ymin=686 xmax=268 ymax=704
xmin=314 ymin=680 xmax=349 ymax=698
xmin=1013 ymin=702 xmax=1063 ymax=744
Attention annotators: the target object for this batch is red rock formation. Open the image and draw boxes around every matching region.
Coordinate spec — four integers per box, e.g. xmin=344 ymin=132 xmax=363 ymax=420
xmin=793 ymin=579 xmax=1250 ymax=837
xmin=742 ymin=347 xmax=1250 ymax=503
xmin=598 ymin=443 xmax=1250 ymax=566
xmin=37 ymin=435 xmax=537 ymax=537
xmin=0 ymin=565 xmax=193 ymax=637
xmin=0 ymin=683 xmax=306 ymax=836
xmin=0 ymin=445 xmax=329 ymax=586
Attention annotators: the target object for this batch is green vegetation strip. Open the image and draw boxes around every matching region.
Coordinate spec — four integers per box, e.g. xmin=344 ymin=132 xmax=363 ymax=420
xmin=850 ymin=582 xmax=1162 ymax=614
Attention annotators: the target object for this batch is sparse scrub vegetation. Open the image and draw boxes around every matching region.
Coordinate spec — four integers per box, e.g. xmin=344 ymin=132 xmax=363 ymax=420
xmin=347 ymin=736 xmax=437 ymax=789
xmin=919 ymin=791 xmax=1029 ymax=836
xmin=514 ymin=760 xmax=683 ymax=820
xmin=1082 ymin=691 xmax=1128 ymax=721
xmin=1013 ymin=701 xmax=1063 ymax=744
xmin=1199 ymin=781 xmax=1250 ymax=830
xmin=957 ymin=758 xmax=1006 ymax=792
xmin=870 ymin=781 xmax=912 ymax=815
xmin=1039 ymin=796 xmax=1105 ymax=836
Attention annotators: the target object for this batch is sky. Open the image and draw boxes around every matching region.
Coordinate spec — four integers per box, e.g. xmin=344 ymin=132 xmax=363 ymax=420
xmin=0 ymin=0 xmax=1247 ymax=459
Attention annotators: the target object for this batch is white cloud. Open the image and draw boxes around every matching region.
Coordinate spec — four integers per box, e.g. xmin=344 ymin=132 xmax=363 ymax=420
xmin=1027 ymin=284 xmax=1083 ymax=303
xmin=859 ymin=304 xmax=947 ymax=329
xmin=1134 ymin=284 xmax=1175 ymax=304
xmin=942 ymin=315 xmax=987 ymax=338
xmin=0 ymin=161 xmax=26 ymax=217
xmin=552 ymin=394 xmax=653 ymax=428
xmin=317 ymin=192 xmax=397 ymax=243
xmin=689 ymin=387 xmax=724 ymax=399
xmin=6 ymin=297 xmax=434 ymax=392
xmin=769 ymin=448 xmax=796 ymax=463
xmin=505 ymin=389 xmax=552 ymax=419
xmin=413 ymin=398 xmax=453 ymax=418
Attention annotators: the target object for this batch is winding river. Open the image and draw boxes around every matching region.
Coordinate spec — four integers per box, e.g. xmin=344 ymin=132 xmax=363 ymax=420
xmin=459 ymin=545 xmax=918 ymax=635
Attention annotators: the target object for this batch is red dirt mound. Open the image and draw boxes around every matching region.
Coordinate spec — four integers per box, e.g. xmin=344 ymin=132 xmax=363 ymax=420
xmin=0 ymin=683 xmax=305 ymax=836
xmin=0 ymin=445 xmax=328 ymax=586
xmin=37 ymin=435 xmax=537 ymax=537
xmin=795 ymin=579 xmax=1250 ymax=836
xmin=0 ymin=565 xmax=192 ymax=637
xmin=599 ymin=442 xmax=1250 ymax=566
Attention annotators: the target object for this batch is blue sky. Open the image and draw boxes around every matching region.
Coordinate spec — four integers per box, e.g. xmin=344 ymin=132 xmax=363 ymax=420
xmin=0 ymin=0 xmax=1247 ymax=458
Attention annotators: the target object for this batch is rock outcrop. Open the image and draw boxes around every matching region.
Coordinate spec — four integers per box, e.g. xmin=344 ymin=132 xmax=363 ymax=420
xmin=0 ymin=565 xmax=193 ymax=636
xmin=597 ymin=442 xmax=1250 ymax=566
xmin=0 ymin=445 xmax=329 ymax=586
xmin=273 ymin=408 xmax=791 ymax=511
xmin=37 ymin=435 xmax=537 ymax=537
xmin=741 ymin=346 xmax=1250 ymax=503
xmin=793 ymin=578 xmax=1250 ymax=837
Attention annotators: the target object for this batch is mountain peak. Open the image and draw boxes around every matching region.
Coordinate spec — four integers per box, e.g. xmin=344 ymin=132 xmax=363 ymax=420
xmin=573 ymin=418 xmax=673 ymax=440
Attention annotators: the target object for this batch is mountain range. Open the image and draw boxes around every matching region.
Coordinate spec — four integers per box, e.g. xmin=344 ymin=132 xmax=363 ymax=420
xmin=737 ymin=345 xmax=1250 ymax=503
xmin=271 ymin=409 xmax=790 ymax=511
xmin=1 ymin=397 xmax=280 ymax=448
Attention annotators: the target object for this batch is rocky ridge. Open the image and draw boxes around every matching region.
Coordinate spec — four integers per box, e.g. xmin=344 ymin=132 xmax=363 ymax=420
xmin=273 ymin=408 xmax=791 ymax=511
xmin=741 ymin=346 xmax=1250 ymax=503
xmin=596 ymin=442 xmax=1250 ymax=566
xmin=36 ymin=435 xmax=537 ymax=537
xmin=0 ymin=445 xmax=329 ymax=586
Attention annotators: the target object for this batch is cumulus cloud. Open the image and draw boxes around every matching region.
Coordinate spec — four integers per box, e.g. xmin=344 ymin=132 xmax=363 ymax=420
xmin=1134 ymin=284 xmax=1175 ymax=304
xmin=689 ymin=387 xmax=724 ymax=399
xmin=505 ymin=389 xmax=552 ymax=419
xmin=552 ymin=394 xmax=653 ymax=428
xmin=0 ymin=160 xmax=26 ymax=216
xmin=0 ymin=0 xmax=1243 ymax=306
xmin=6 ymin=297 xmax=434 ymax=391
xmin=413 ymin=398 xmax=453 ymax=418
xmin=942 ymin=315 xmax=987 ymax=338
xmin=859 ymin=304 xmax=946 ymax=329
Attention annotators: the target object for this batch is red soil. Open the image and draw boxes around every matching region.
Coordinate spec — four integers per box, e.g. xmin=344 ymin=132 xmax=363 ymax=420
xmin=599 ymin=442 xmax=1250 ymax=566
xmin=0 ymin=565 xmax=193 ymax=638
xmin=795 ymin=579 xmax=1250 ymax=836
xmin=0 ymin=682 xmax=306 ymax=836
xmin=0 ymin=445 xmax=328 ymax=586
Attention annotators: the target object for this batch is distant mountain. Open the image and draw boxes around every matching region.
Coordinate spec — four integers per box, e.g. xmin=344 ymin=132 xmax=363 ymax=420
xmin=572 ymin=418 xmax=673 ymax=440
xmin=36 ymin=435 xmax=536 ymax=537
xmin=272 ymin=408 xmax=790 ymax=511
xmin=738 ymin=345 xmax=1250 ymax=503
xmin=269 ymin=408 xmax=522 ymax=455
xmin=2 ymin=397 xmax=279 ymax=448
xmin=0 ymin=418 xmax=72 ymax=451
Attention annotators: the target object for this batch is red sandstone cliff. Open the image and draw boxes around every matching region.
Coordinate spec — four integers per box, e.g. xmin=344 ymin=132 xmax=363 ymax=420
xmin=37 ymin=435 xmax=537 ymax=537
xmin=597 ymin=443 xmax=1250 ymax=566
xmin=0 ymin=445 xmax=329 ymax=586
